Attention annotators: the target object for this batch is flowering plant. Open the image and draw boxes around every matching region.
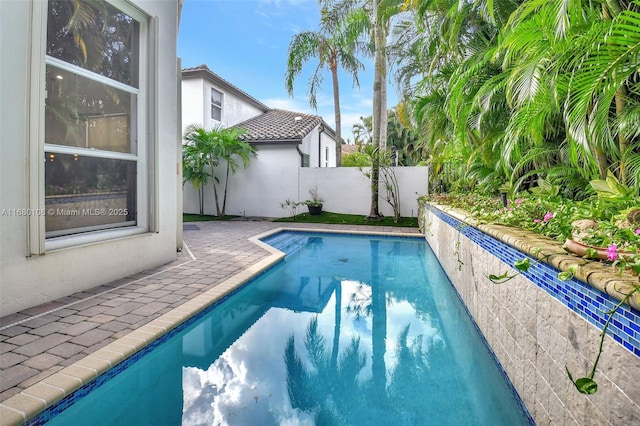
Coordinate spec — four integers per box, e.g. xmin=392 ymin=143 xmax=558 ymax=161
xmin=421 ymin=192 xmax=640 ymax=273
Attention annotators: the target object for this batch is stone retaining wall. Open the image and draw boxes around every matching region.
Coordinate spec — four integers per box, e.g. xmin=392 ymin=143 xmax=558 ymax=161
xmin=423 ymin=205 xmax=640 ymax=425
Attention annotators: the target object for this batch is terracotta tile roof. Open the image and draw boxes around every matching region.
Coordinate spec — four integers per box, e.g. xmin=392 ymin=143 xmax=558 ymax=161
xmin=182 ymin=65 xmax=336 ymax=143
xmin=341 ymin=144 xmax=360 ymax=154
xmin=234 ymin=109 xmax=334 ymax=143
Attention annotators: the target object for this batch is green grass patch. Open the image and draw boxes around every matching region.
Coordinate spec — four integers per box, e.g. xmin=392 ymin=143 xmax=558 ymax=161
xmin=183 ymin=214 xmax=239 ymax=222
xmin=274 ymin=211 xmax=419 ymax=227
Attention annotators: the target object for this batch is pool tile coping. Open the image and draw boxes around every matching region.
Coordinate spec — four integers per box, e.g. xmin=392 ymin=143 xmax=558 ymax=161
xmin=0 ymin=226 xmax=423 ymax=425
xmin=428 ymin=203 xmax=640 ymax=312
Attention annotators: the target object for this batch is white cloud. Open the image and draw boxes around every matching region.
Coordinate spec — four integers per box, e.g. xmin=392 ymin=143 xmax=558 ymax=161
xmin=339 ymin=112 xmax=368 ymax=139
xmin=261 ymin=97 xmax=314 ymax=113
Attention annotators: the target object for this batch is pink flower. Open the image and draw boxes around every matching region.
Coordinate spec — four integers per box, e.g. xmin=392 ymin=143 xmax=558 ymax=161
xmin=533 ymin=219 xmax=541 ymax=224
xmin=635 ymin=229 xmax=640 ymax=236
xmin=543 ymin=212 xmax=554 ymax=222
xmin=515 ymin=198 xmax=524 ymax=206
xmin=606 ymin=244 xmax=618 ymax=262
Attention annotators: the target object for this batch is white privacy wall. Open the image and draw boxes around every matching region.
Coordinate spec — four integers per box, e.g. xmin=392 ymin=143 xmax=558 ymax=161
xmin=183 ymin=164 xmax=429 ymax=218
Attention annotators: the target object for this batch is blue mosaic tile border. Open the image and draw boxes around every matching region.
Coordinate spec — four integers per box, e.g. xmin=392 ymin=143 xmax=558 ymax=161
xmin=428 ymin=206 xmax=640 ymax=358
xmin=261 ymin=230 xmax=424 ymax=255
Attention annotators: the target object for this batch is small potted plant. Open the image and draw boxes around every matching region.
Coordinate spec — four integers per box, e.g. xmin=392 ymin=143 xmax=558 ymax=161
xmin=303 ymin=187 xmax=323 ymax=215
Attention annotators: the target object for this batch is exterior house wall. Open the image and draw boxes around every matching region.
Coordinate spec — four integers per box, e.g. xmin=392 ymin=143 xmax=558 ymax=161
xmin=181 ymin=78 xmax=205 ymax=131
xmin=0 ymin=0 xmax=180 ymax=316
xmin=320 ymin=130 xmax=336 ymax=167
xmin=298 ymin=127 xmax=337 ymax=168
xmin=299 ymin=128 xmax=317 ymax=166
xmin=216 ymin=85 xmax=266 ymax=128
xmin=225 ymin=145 xmax=302 ymax=217
xmin=181 ymin=75 xmax=267 ymax=134
xmin=183 ymin=144 xmax=301 ymax=218
xmin=180 ymin=71 xmax=340 ymax=217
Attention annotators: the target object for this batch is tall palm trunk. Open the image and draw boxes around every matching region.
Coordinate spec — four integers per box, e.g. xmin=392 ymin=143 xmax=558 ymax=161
xmin=594 ymin=146 xmax=609 ymax=180
xmin=330 ymin=281 xmax=342 ymax=369
xmin=330 ymin=52 xmax=343 ymax=166
xmin=210 ymin=159 xmax=222 ymax=217
xmin=379 ymin=25 xmax=388 ymax=152
xmin=199 ymin=186 xmax=204 ymax=216
xmin=369 ymin=0 xmax=383 ymax=219
xmin=221 ymin=162 xmax=230 ymax=218
xmin=370 ymin=240 xmax=387 ymax=396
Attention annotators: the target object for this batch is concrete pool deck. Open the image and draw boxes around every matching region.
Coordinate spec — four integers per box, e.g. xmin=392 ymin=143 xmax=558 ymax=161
xmin=0 ymin=220 xmax=421 ymax=425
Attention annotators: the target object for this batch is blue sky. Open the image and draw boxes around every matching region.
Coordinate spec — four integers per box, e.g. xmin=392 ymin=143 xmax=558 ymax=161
xmin=178 ymin=0 xmax=397 ymax=142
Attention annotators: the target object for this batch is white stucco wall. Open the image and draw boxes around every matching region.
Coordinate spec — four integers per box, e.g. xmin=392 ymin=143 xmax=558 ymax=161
xmin=181 ymin=78 xmax=205 ymax=131
xmin=183 ymin=144 xmax=302 ymax=218
xmin=298 ymin=126 xmax=336 ymax=168
xmin=181 ymin=76 xmax=266 ymax=134
xmin=0 ymin=0 xmax=180 ymax=316
xmin=321 ymin=130 xmax=336 ymax=167
xmin=227 ymin=145 xmax=302 ymax=217
xmin=217 ymin=85 xmax=266 ymax=128
xmin=299 ymin=167 xmax=428 ymax=218
xmin=183 ymin=158 xmax=429 ymax=219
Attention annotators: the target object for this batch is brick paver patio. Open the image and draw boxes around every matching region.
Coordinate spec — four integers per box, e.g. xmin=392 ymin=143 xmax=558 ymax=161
xmin=0 ymin=220 xmax=419 ymax=406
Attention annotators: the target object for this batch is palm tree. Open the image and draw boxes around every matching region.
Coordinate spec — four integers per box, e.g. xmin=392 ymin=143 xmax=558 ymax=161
xmin=392 ymin=0 xmax=507 ymax=192
xmin=385 ymin=107 xmax=422 ymax=166
xmin=284 ymin=6 xmax=365 ymax=167
xmin=216 ymin=127 xmax=256 ymax=217
xmin=396 ymin=0 xmax=640 ymax=195
xmin=284 ymin=317 xmax=367 ymax=423
xmin=320 ymin=0 xmax=404 ymax=217
xmin=182 ymin=125 xmax=255 ymax=218
xmin=561 ymin=0 xmax=640 ymax=186
xmin=182 ymin=125 xmax=217 ymax=216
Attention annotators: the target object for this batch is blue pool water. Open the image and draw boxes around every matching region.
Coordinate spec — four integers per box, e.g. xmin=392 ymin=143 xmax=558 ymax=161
xmin=35 ymin=232 xmax=533 ymax=425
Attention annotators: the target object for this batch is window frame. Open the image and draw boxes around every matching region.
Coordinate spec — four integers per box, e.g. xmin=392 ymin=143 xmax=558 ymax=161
xmin=28 ymin=0 xmax=155 ymax=254
xmin=211 ymin=87 xmax=222 ymax=122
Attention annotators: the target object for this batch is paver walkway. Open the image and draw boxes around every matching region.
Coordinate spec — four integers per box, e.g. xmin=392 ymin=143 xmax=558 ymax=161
xmin=0 ymin=220 xmax=420 ymax=404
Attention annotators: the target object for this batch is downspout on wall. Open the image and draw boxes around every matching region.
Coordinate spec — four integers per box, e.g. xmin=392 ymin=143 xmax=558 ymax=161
xmin=176 ymin=57 xmax=183 ymax=251
xmin=318 ymin=124 xmax=324 ymax=167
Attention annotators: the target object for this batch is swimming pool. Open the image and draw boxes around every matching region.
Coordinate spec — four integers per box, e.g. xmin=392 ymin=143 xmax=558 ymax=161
xmin=31 ymin=232 xmax=533 ymax=425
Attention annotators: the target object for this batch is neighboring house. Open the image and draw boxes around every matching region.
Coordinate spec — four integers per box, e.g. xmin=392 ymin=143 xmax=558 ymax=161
xmin=0 ymin=0 xmax=182 ymax=316
xmin=181 ymin=64 xmax=270 ymax=130
xmin=181 ymin=65 xmax=337 ymax=217
xmin=235 ymin=108 xmax=336 ymax=168
xmin=341 ymin=144 xmax=361 ymax=156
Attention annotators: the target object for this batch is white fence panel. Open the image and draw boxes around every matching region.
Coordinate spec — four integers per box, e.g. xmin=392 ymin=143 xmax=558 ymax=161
xmin=183 ymin=165 xmax=429 ymax=218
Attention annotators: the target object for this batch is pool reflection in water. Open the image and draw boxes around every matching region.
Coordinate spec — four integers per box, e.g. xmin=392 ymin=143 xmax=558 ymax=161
xmin=43 ymin=233 xmax=532 ymax=425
